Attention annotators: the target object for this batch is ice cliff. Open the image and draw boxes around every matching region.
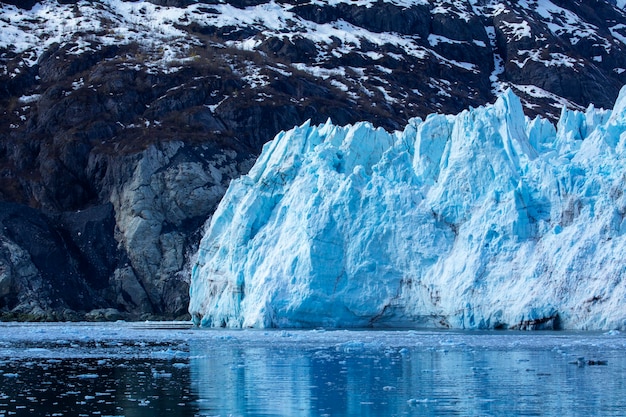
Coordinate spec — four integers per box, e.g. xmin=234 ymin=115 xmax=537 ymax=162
xmin=189 ymin=87 xmax=626 ymax=330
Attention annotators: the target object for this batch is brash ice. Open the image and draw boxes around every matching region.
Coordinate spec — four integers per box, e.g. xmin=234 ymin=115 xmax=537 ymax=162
xmin=189 ymin=87 xmax=626 ymax=330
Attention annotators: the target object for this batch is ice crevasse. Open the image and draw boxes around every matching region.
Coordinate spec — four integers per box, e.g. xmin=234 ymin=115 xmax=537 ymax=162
xmin=189 ymin=87 xmax=626 ymax=330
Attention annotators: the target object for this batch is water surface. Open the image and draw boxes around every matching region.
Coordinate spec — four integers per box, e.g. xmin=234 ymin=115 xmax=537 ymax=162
xmin=0 ymin=323 xmax=624 ymax=416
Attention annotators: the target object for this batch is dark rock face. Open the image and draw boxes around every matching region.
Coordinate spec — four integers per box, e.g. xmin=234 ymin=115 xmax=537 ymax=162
xmin=0 ymin=0 xmax=625 ymax=320
xmin=291 ymin=1 xmax=431 ymax=37
xmin=0 ymin=202 xmax=98 ymax=318
xmin=2 ymin=0 xmax=38 ymax=9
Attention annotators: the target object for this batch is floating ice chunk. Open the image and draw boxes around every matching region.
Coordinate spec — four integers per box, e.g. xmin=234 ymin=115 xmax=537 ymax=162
xmin=336 ymin=341 xmax=366 ymax=353
xmin=76 ymin=374 xmax=99 ymax=379
xmin=172 ymin=362 xmax=188 ymax=369
xmin=407 ymin=398 xmax=438 ymax=405
xmin=152 ymin=369 xmax=173 ymax=378
xmin=26 ymin=348 xmax=51 ymax=353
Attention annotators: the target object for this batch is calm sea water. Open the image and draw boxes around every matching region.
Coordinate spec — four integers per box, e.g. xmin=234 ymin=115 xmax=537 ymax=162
xmin=0 ymin=323 xmax=624 ymax=417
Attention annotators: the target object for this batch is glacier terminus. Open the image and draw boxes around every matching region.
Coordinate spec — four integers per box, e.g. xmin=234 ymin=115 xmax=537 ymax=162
xmin=189 ymin=87 xmax=626 ymax=330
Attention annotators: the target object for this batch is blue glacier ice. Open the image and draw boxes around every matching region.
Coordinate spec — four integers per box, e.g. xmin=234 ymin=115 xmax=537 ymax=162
xmin=189 ymin=87 xmax=626 ymax=330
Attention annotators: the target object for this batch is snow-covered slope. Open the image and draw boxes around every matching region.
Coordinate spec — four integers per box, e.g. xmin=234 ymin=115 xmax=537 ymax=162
xmin=190 ymin=87 xmax=626 ymax=330
xmin=2 ymin=0 xmax=626 ymax=121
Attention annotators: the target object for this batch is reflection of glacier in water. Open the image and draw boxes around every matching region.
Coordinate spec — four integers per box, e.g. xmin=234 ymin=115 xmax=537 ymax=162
xmin=190 ymin=329 xmax=626 ymax=416
xmin=0 ymin=323 xmax=626 ymax=416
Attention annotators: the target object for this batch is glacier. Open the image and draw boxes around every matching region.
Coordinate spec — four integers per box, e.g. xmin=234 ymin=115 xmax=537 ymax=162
xmin=189 ymin=86 xmax=626 ymax=330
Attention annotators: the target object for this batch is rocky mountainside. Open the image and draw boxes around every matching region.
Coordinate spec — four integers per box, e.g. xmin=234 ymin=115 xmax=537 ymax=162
xmin=0 ymin=0 xmax=625 ymax=320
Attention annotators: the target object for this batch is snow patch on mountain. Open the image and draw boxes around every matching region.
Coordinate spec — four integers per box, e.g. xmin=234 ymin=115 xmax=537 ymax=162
xmin=532 ymin=1 xmax=610 ymax=46
xmin=511 ymin=84 xmax=584 ymax=113
xmin=0 ymin=0 xmax=199 ymax=72
xmin=2 ymin=0 xmax=625 ymax=119
xmin=500 ymin=20 xmax=532 ymax=41
xmin=189 ymin=87 xmax=626 ymax=330
xmin=0 ymin=0 xmax=430 ymax=72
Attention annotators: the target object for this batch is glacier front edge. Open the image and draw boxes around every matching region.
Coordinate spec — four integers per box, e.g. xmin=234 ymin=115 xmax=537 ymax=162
xmin=189 ymin=87 xmax=626 ymax=330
